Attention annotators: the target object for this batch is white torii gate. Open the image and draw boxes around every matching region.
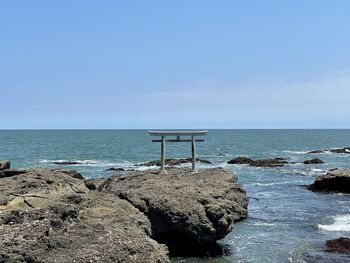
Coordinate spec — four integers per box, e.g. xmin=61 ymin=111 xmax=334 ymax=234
xmin=148 ymin=130 xmax=208 ymax=173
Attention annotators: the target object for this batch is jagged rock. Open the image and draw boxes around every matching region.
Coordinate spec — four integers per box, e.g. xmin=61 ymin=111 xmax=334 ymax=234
xmin=0 ymin=168 xmax=169 ymax=263
xmin=0 ymin=161 xmax=11 ymax=170
xmin=141 ymin=158 xmax=212 ymax=167
xmin=326 ymin=237 xmax=350 ymax=254
xmin=97 ymin=167 xmax=248 ymax=257
xmin=306 ymin=169 xmax=350 ymax=193
xmin=303 ymin=158 xmax=324 ymax=164
xmin=227 ymin=157 xmax=288 ymax=167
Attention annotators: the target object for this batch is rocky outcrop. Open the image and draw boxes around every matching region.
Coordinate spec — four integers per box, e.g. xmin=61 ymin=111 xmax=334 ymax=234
xmin=105 ymin=167 xmax=135 ymax=172
xmin=326 ymin=237 xmax=350 ymax=254
xmin=306 ymin=169 xmax=350 ymax=193
xmin=52 ymin=161 xmax=82 ymax=165
xmin=0 ymin=168 xmax=169 ymax=263
xmin=0 ymin=160 xmax=11 ymax=170
xmin=227 ymin=157 xmax=288 ymax=167
xmin=141 ymin=158 xmax=212 ymax=167
xmin=308 ymin=147 xmax=350 ymax=154
xmin=0 ymin=167 xmax=247 ymax=261
xmin=96 ymin=167 xmax=248 ymax=257
xmin=303 ymin=158 xmax=324 ymax=164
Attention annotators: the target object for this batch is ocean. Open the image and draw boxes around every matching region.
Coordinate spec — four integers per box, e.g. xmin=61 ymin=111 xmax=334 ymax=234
xmin=1 ymin=129 xmax=349 ymax=262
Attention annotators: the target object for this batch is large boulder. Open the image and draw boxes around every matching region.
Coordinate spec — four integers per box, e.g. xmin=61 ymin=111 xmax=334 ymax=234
xmin=306 ymin=169 xmax=350 ymax=193
xmin=326 ymin=237 xmax=350 ymax=254
xmin=0 ymin=160 xmax=11 ymax=170
xmin=0 ymin=168 xmax=169 ymax=263
xmin=97 ymin=167 xmax=248 ymax=257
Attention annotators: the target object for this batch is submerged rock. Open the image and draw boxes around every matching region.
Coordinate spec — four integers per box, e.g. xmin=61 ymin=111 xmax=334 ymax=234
xmin=141 ymin=158 xmax=212 ymax=167
xmin=326 ymin=237 xmax=350 ymax=254
xmin=227 ymin=157 xmax=288 ymax=167
xmin=306 ymin=169 xmax=350 ymax=193
xmin=52 ymin=161 xmax=82 ymax=165
xmin=303 ymin=158 xmax=324 ymax=164
xmin=0 ymin=160 xmax=11 ymax=170
xmin=97 ymin=167 xmax=248 ymax=257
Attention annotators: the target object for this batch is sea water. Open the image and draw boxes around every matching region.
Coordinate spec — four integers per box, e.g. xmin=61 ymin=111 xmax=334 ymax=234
xmin=1 ymin=129 xmax=349 ymax=262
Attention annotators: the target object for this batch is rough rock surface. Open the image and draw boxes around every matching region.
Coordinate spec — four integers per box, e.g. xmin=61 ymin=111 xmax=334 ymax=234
xmin=227 ymin=157 xmax=288 ymax=167
xmin=306 ymin=169 xmax=350 ymax=193
xmin=141 ymin=158 xmax=212 ymax=167
xmin=0 ymin=167 xmax=247 ymax=261
xmin=0 ymin=160 xmax=11 ymax=170
xmin=0 ymin=168 xmax=169 ymax=263
xmin=303 ymin=158 xmax=324 ymax=164
xmin=326 ymin=237 xmax=350 ymax=254
xmin=96 ymin=167 xmax=248 ymax=257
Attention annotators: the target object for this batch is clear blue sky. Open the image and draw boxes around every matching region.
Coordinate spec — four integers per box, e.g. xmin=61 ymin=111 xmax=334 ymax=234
xmin=1 ymin=1 xmax=350 ymax=128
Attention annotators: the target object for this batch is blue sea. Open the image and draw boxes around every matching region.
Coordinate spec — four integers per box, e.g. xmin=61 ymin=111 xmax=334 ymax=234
xmin=1 ymin=129 xmax=350 ymax=262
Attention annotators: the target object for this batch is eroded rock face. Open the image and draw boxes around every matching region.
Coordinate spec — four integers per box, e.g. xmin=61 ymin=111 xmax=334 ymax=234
xmin=98 ymin=167 xmax=248 ymax=257
xmin=0 ymin=168 xmax=169 ymax=263
xmin=306 ymin=169 xmax=350 ymax=193
xmin=227 ymin=157 xmax=288 ymax=167
xmin=141 ymin=158 xmax=212 ymax=167
xmin=326 ymin=237 xmax=350 ymax=254
xmin=0 ymin=160 xmax=11 ymax=170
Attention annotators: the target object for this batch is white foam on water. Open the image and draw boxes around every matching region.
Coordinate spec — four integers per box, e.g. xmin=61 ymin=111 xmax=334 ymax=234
xmin=283 ymin=150 xmax=308 ymax=154
xmin=318 ymin=214 xmax=350 ymax=232
xmin=250 ymin=222 xmax=275 ymax=227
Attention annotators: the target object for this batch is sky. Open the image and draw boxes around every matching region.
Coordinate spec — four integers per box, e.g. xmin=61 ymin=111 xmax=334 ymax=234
xmin=1 ymin=1 xmax=350 ymax=129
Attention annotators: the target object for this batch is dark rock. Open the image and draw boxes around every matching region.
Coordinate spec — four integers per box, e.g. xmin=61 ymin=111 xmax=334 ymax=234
xmin=308 ymin=150 xmax=325 ymax=154
xmin=227 ymin=157 xmax=253 ymax=164
xmin=98 ymin=167 xmax=248 ymax=257
xmin=217 ymin=153 xmax=228 ymax=157
xmin=326 ymin=237 xmax=350 ymax=254
xmin=306 ymin=169 xmax=350 ymax=193
xmin=329 ymin=147 xmax=350 ymax=154
xmin=141 ymin=158 xmax=212 ymax=167
xmin=0 ymin=168 xmax=169 ymax=263
xmin=0 ymin=169 xmax=27 ymax=178
xmin=303 ymin=158 xmax=324 ymax=164
xmin=0 ymin=161 xmax=11 ymax=171
xmin=52 ymin=161 xmax=82 ymax=165
xmin=228 ymin=157 xmax=288 ymax=167
xmin=308 ymin=147 xmax=350 ymax=154
xmin=105 ymin=167 xmax=126 ymax=171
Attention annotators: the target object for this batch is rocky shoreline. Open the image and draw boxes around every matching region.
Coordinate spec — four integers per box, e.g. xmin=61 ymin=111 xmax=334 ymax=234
xmin=0 ymin=162 xmax=248 ymax=262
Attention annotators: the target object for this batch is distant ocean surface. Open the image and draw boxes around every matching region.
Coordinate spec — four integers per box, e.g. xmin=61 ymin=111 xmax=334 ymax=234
xmin=1 ymin=129 xmax=350 ymax=262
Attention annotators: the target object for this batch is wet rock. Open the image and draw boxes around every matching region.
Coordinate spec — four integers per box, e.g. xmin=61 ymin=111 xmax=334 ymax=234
xmin=308 ymin=150 xmax=325 ymax=154
xmin=308 ymin=147 xmax=350 ymax=154
xmin=306 ymin=169 xmax=350 ymax=193
xmin=227 ymin=157 xmax=253 ymax=164
xmin=227 ymin=157 xmax=288 ymax=167
xmin=0 ymin=168 xmax=169 ymax=263
xmin=105 ymin=167 xmax=126 ymax=171
xmin=303 ymin=158 xmax=324 ymax=164
xmin=52 ymin=161 xmax=82 ymax=165
xmin=0 ymin=161 xmax=11 ymax=170
xmin=326 ymin=237 xmax=350 ymax=254
xmin=98 ymin=167 xmax=248 ymax=257
xmin=141 ymin=158 xmax=212 ymax=167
